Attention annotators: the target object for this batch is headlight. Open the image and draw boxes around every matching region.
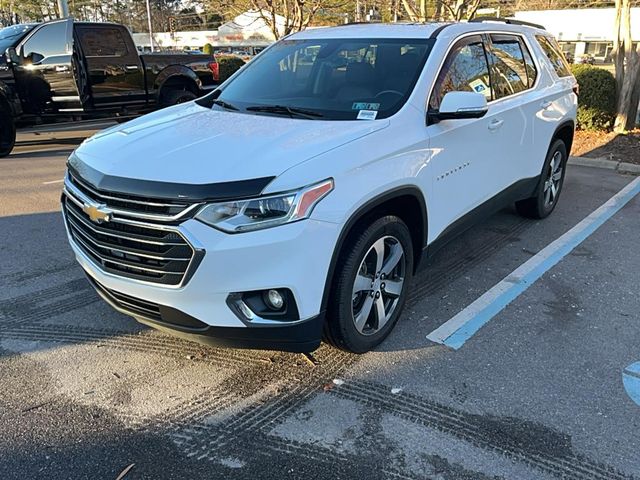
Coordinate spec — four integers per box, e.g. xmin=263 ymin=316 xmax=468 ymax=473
xmin=195 ymin=179 xmax=333 ymax=233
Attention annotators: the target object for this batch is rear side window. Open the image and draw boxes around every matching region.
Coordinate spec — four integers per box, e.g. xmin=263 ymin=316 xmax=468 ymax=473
xmin=430 ymin=35 xmax=492 ymax=110
xmin=77 ymin=27 xmax=128 ymax=57
xmin=488 ymin=34 xmax=529 ymax=99
xmin=536 ymin=35 xmax=572 ymax=77
xmin=520 ymin=38 xmax=538 ymax=87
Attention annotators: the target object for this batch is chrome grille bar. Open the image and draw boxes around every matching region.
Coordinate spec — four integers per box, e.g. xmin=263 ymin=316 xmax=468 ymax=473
xmin=62 ymin=172 xmax=203 ymax=287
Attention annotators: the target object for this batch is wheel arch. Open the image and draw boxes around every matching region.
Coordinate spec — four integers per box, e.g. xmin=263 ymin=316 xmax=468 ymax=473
xmin=552 ymin=120 xmax=575 ymax=155
xmin=155 ymin=68 xmax=201 ymax=102
xmin=319 ymin=186 xmax=428 ymax=313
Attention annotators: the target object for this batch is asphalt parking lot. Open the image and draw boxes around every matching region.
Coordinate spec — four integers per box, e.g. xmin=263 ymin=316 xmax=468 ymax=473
xmin=1 ymin=127 xmax=639 ymax=480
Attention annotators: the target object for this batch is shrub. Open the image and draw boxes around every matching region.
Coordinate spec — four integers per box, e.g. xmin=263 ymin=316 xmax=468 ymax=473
xmin=202 ymin=43 xmax=214 ymax=55
xmin=217 ymin=56 xmax=246 ymax=82
xmin=570 ymin=64 xmax=617 ymax=131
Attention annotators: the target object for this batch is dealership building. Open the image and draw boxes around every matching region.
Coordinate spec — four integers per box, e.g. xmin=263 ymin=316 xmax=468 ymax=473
xmin=515 ymin=8 xmax=640 ymax=63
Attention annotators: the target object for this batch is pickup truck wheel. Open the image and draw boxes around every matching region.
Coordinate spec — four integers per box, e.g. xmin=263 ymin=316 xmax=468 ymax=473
xmin=0 ymin=104 xmax=16 ymax=158
xmin=324 ymin=216 xmax=414 ymax=353
xmin=516 ymin=139 xmax=567 ymax=219
xmin=162 ymin=89 xmax=197 ymax=107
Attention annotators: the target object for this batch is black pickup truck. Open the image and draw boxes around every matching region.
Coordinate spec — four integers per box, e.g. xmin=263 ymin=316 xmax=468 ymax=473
xmin=0 ymin=18 xmax=220 ymax=156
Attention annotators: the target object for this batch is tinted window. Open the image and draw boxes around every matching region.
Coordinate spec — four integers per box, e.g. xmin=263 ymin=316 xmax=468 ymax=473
xmin=21 ymin=21 xmax=68 ymax=60
xmin=215 ymin=38 xmax=434 ymax=120
xmin=536 ymin=35 xmax=572 ymax=77
xmin=78 ymin=27 xmax=128 ymax=57
xmin=488 ymin=34 xmax=529 ymax=99
xmin=520 ymin=38 xmax=538 ymax=87
xmin=430 ymin=36 xmax=491 ymax=110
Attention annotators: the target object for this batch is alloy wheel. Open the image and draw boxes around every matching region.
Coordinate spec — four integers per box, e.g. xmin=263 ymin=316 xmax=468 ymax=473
xmin=543 ymin=150 xmax=563 ymax=207
xmin=351 ymin=235 xmax=406 ymax=336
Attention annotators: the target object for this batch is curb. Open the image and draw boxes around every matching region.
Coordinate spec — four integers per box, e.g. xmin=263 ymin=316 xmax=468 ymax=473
xmin=568 ymin=156 xmax=640 ymax=175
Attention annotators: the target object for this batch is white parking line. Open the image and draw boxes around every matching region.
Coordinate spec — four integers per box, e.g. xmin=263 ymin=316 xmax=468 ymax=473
xmin=427 ymin=176 xmax=640 ymax=350
xmin=42 ymin=179 xmax=64 ymax=185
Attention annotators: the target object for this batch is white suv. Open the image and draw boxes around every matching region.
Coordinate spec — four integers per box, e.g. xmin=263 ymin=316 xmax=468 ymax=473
xmin=62 ymin=20 xmax=577 ymax=353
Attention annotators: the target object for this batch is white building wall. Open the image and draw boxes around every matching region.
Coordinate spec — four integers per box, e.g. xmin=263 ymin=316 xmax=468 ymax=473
xmin=515 ymin=8 xmax=640 ymax=42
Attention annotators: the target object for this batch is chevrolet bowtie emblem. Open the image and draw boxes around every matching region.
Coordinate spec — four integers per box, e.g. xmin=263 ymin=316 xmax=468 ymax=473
xmin=82 ymin=202 xmax=111 ymax=223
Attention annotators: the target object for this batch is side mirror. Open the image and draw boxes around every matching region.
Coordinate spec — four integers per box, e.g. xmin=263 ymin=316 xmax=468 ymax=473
xmin=5 ymin=47 xmax=19 ymax=65
xmin=428 ymin=91 xmax=489 ymax=125
xmin=25 ymin=52 xmax=44 ymax=65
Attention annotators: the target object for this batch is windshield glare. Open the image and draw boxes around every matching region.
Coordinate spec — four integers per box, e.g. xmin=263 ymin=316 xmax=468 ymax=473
xmin=216 ymin=38 xmax=434 ymax=120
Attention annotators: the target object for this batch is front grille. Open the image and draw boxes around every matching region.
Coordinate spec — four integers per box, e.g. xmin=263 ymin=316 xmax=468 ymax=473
xmin=62 ymin=174 xmax=201 ymax=287
xmin=87 ymin=275 xmax=162 ymax=321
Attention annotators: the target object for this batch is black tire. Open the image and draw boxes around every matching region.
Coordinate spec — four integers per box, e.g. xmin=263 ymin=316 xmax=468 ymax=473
xmin=0 ymin=103 xmax=16 ymax=158
xmin=324 ymin=215 xmax=414 ymax=353
xmin=161 ymin=88 xmax=197 ymax=107
xmin=516 ymin=139 xmax=568 ymax=219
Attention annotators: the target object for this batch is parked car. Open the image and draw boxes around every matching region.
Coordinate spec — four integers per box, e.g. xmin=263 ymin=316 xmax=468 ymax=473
xmin=576 ymin=53 xmax=596 ymax=65
xmin=0 ymin=18 xmax=220 ymax=156
xmin=62 ymin=20 xmax=577 ymax=354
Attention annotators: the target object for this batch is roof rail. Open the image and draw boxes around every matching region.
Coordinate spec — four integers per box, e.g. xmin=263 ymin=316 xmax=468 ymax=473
xmin=468 ymin=17 xmax=546 ymax=31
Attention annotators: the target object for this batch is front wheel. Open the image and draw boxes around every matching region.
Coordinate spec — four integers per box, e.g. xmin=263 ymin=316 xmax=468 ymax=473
xmin=325 ymin=216 xmax=414 ymax=353
xmin=0 ymin=103 xmax=16 ymax=157
xmin=516 ymin=139 xmax=567 ymax=219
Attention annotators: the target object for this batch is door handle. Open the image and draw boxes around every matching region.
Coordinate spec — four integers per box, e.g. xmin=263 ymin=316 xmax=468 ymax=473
xmin=540 ymin=101 xmax=553 ymax=110
xmin=55 ymin=65 xmax=70 ymax=72
xmin=488 ymin=119 xmax=504 ymax=131
xmin=125 ymin=65 xmax=139 ymax=71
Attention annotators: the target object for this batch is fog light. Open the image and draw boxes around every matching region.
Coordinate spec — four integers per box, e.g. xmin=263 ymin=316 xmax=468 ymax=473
xmin=265 ymin=289 xmax=284 ymax=310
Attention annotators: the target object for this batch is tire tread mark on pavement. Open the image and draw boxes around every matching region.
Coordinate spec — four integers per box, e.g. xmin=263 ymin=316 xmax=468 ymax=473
xmin=173 ymin=348 xmax=356 ymax=458
xmin=0 ymin=278 xmax=97 ymax=328
xmin=409 ymin=218 xmax=532 ymax=304
xmin=331 ymin=380 xmax=635 ymax=480
xmin=0 ymin=325 xmax=264 ymax=367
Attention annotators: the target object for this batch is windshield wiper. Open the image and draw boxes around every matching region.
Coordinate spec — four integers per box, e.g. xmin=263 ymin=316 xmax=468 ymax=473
xmin=245 ymin=105 xmax=323 ymax=119
xmin=212 ymin=99 xmax=239 ymax=111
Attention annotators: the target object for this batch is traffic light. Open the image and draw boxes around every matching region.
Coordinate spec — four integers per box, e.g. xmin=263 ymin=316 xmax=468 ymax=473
xmin=169 ymin=16 xmax=176 ymax=33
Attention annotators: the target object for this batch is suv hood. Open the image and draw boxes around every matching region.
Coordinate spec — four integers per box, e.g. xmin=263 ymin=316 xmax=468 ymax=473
xmin=76 ymin=102 xmax=388 ymax=185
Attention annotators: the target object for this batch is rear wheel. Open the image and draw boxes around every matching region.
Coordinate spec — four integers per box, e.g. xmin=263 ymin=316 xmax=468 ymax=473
xmin=325 ymin=216 xmax=414 ymax=353
xmin=0 ymin=103 xmax=16 ymax=158
xmin=161 ymin=88 xmax=197 ymax=107
xmin=516 ymin=139 xmax=567 ymax=219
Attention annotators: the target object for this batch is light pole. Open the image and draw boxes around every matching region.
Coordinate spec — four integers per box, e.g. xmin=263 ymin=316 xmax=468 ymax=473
xmin=57 ymin=0 xmax=69 ymax=18
xmin=146 ymin=0 xmax=154 ymax=52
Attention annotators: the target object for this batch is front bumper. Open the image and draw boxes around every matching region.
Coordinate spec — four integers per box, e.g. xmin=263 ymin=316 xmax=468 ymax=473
xmin=67 ymin=215 xmax=340 ymax=351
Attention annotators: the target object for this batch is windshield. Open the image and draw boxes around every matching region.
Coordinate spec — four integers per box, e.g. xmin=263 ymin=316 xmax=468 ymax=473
xmin=212 ymin=38 xmax=434 ymax=120
xmin=0 ymin=24 xmax=35 ymax=51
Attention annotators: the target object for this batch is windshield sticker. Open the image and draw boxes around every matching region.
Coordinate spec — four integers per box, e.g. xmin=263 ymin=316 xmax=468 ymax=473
xmin=357 ymin=110 xmax=378 ymax=120
xmin=352 ymin=102 xmax=380 ymax=111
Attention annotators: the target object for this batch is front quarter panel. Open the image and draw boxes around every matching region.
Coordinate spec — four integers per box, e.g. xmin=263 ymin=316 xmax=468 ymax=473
xmin=267 ymin=106 xmax=432 ymax=237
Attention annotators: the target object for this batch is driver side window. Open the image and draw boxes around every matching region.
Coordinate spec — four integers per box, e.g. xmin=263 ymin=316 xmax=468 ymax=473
xmin=21 ymin=21 xmax=68 ymax=63
xmin=429 ymin=35 xmax=492 ymax=110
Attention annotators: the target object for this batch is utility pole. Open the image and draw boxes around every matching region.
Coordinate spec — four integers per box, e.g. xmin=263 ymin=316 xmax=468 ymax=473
xmin=146 ymin=0 xmax=154 ymax=52
xmin=57 ymin=0 xmax=70 ymax=17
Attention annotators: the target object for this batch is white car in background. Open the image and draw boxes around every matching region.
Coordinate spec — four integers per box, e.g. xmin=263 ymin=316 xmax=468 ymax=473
xmin=62 ymin=19 xmax=577 ymax=353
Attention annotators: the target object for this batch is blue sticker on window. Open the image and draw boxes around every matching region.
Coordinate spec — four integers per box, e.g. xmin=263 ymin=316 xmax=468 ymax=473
xmin=352 ymin=102 xmax=380 ymax=111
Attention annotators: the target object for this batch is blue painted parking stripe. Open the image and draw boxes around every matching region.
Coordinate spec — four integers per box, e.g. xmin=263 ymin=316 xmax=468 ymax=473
xmin=427 ymin=176 xmax=640 ymax=350
xmin=623 ymin=362 xmax=640 ymax=407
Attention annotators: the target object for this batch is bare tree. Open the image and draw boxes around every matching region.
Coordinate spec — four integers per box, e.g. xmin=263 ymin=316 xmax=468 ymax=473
xmin=440 ymin=0 xmax=481 ymax=20
xmin=245 ymin=0 xmax=330 ymax=39
xmin=612 ymin=0 xmax=640 ymax=132
xmin=400 ymin=0 xmax=480 ymax=22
